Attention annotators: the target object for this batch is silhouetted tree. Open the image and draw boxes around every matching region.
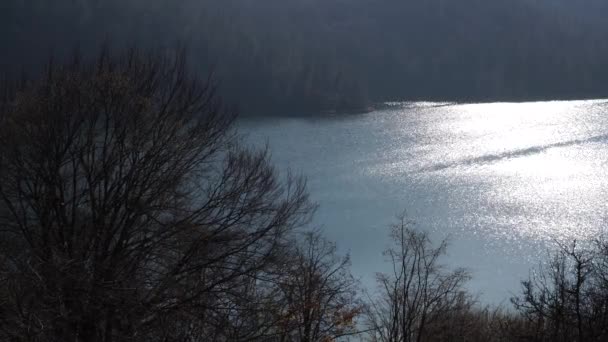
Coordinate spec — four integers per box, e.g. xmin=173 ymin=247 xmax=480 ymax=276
xmin=511 ymin=239 xmax=608 ymax=342
xmin=0 ymin=48 xmax=314 ymax=342
xmin=366 ymin=215 xmax=471 ymax=342
xmin=273 ymin=230 xmax=361 ymax=341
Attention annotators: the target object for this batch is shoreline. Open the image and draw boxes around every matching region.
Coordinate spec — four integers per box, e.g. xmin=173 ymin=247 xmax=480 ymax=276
xmin=239 ymin=97 xmax=608 ymax=118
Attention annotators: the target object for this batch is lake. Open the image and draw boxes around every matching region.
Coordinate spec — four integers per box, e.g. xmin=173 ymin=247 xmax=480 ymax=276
xmin=240 ymin=100 xmax=608 ymax=304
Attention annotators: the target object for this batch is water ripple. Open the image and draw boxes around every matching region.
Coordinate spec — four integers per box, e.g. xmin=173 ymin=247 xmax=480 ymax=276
xmin=418 ymin=133 xmax=608 ymax=173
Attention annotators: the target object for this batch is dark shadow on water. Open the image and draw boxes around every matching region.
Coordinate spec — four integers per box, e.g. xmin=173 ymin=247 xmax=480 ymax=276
xmin=418 ymin=133 xmax=608 ymax=173
xmin=381 ymin=102 xmax=458 ymax=110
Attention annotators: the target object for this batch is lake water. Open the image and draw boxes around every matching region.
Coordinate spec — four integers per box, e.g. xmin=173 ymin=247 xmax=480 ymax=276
xmin=240 ymin=100 xmax=608 ymax=304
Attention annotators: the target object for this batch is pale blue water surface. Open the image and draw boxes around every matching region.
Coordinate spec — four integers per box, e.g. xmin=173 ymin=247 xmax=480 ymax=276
xmin=239 ymin=100 xmax=608 ymax=303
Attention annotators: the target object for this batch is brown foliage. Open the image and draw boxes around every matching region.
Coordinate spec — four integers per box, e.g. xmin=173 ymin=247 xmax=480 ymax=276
xmin=273 ymin=231 xmax=361 ymax=342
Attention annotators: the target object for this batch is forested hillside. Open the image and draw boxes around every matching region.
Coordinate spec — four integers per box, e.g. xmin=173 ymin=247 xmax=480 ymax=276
xmin=2 ymin=0 xmax=608 ymax=114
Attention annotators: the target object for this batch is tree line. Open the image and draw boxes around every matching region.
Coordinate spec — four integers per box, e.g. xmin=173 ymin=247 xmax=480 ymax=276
xmin=3 ymin=0 xmax=608 ymax=115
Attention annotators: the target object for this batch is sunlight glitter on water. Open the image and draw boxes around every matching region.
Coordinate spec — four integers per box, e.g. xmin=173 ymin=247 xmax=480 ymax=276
xmin=418 ymin=100 xmax=608 ymax=244
xmin=241 ymin=99 xmax=608 ymax=303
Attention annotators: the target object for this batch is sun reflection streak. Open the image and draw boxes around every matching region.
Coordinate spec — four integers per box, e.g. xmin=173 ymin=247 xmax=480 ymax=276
xmin=371 ymin=100 xmax=608 ymax=247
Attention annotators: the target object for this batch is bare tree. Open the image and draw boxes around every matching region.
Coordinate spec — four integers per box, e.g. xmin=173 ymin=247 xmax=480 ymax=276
xmin=365 ymin=215 xmax=470 ymax=342
xmin=511 ymin=239 xmax=608 ymax=342
xmin=270 ymin=230 xmax=361 ymax=342
xmin=0 ymin=48 xmax=314 ymax=342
